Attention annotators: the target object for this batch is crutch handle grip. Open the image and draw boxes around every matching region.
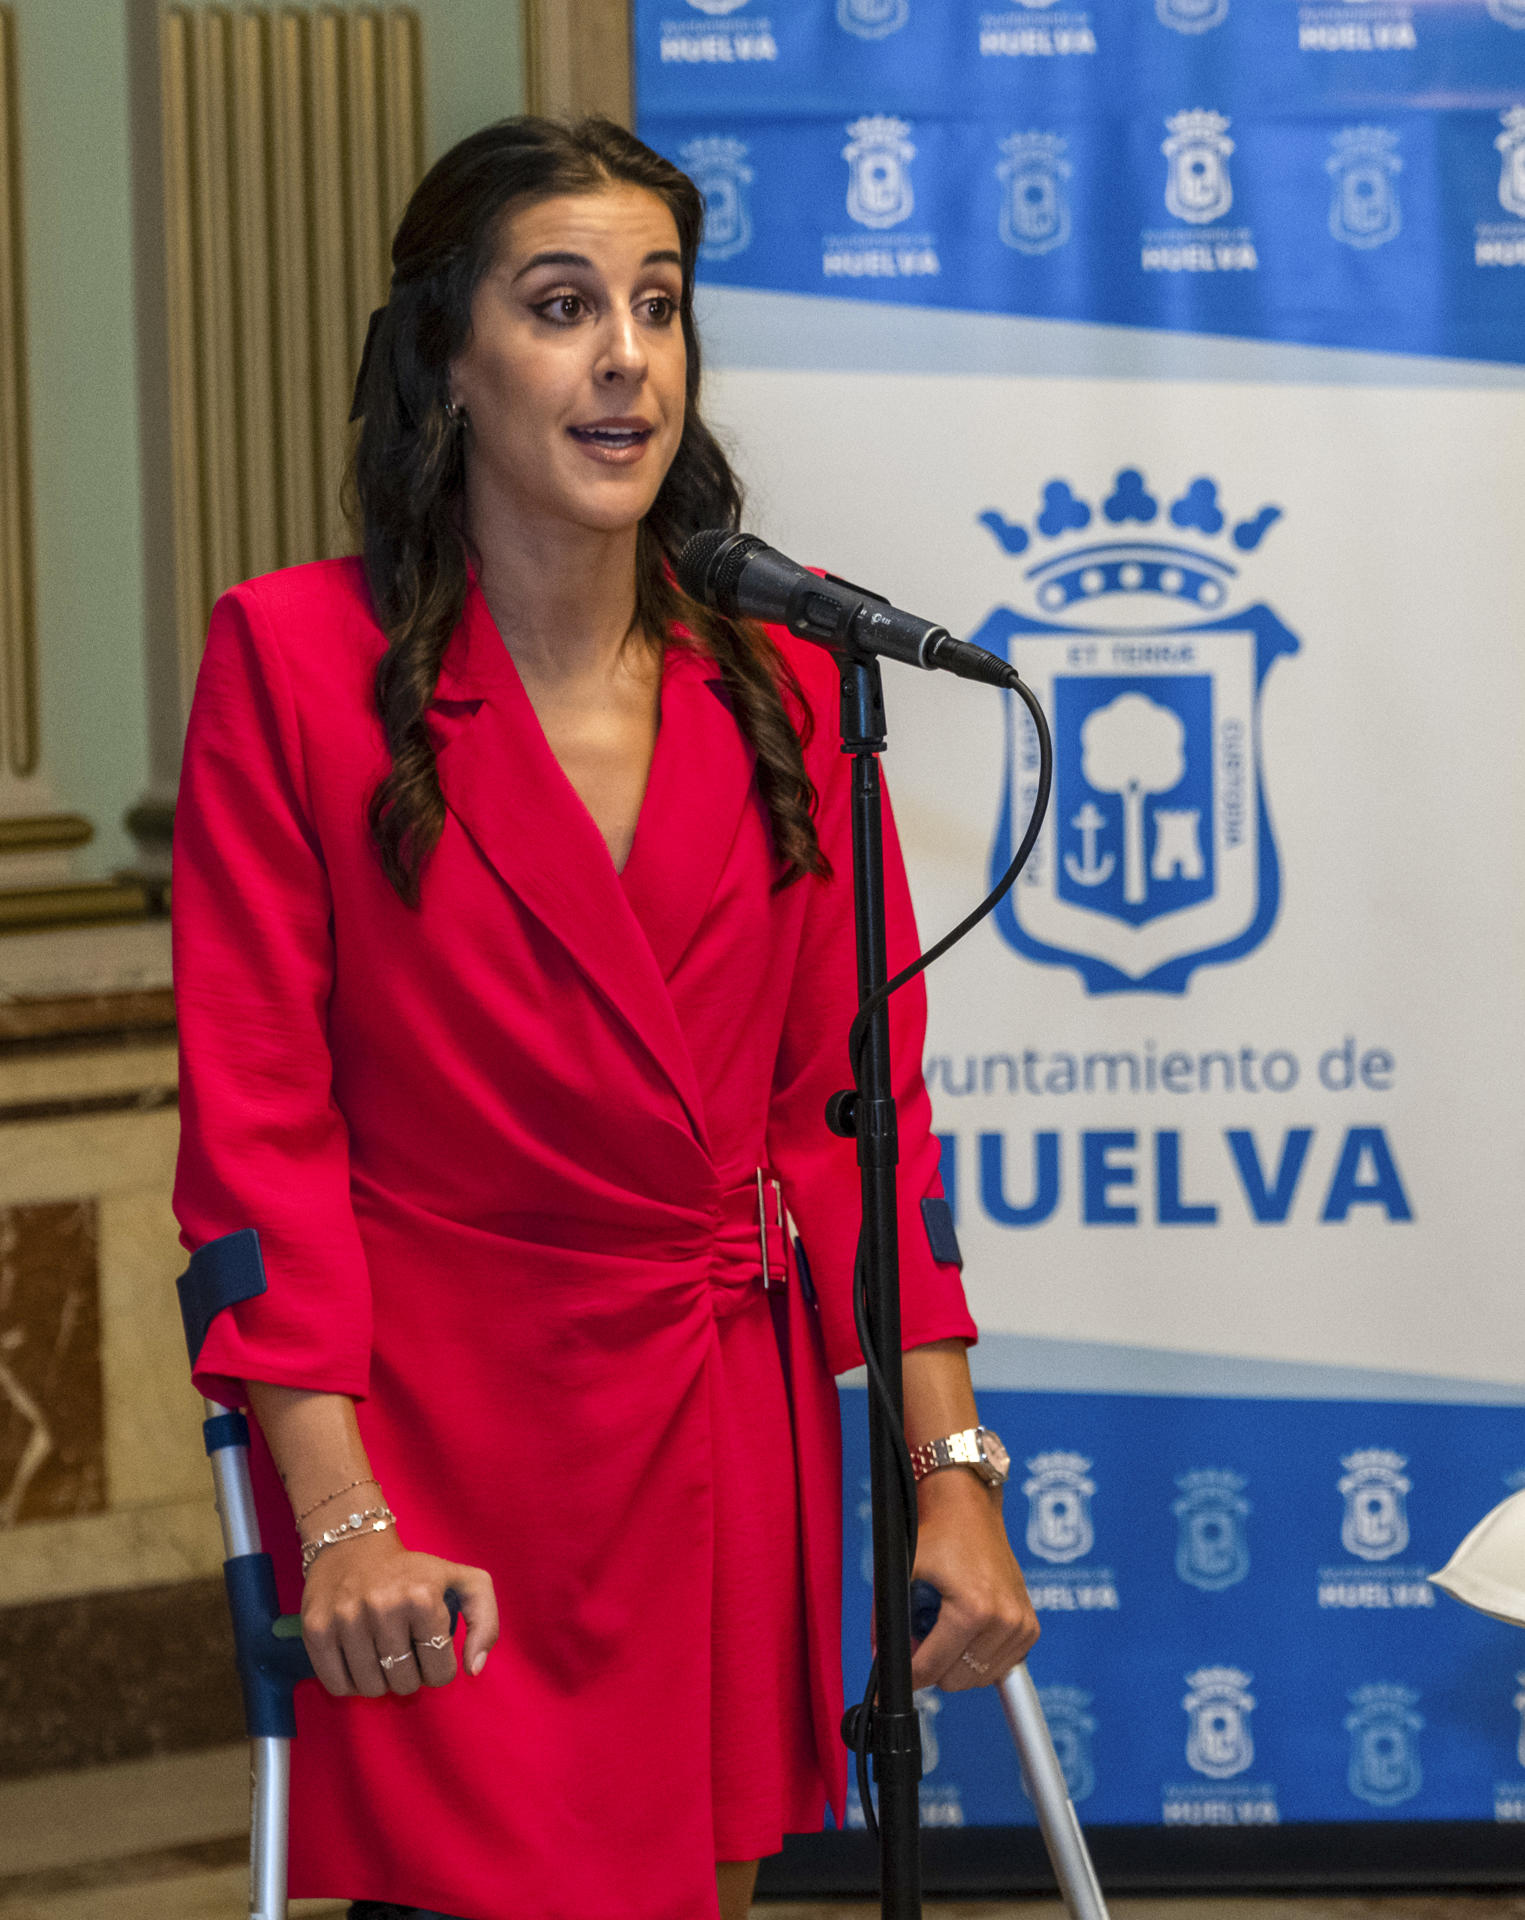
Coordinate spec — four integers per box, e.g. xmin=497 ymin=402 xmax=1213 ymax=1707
xmin=230 ymin=1567 xmax=466 ymax=1735
xmin=909 ymin=1577 xmax=1111 ymax=1915
xmin=909 ymin=1576 xmax=943 ymax=1641
xmin=271 ymin=1586 xmax=465 ymax=1680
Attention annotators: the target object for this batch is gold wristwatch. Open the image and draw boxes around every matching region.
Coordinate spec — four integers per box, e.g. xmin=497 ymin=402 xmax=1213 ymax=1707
xmin=908 ymin=1426 xmax=1011 ymax=1490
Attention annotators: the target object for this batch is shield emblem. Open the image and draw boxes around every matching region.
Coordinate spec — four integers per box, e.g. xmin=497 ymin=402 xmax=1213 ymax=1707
xmin=1163 ymin=110 xmax=1235 ymax=225
xmin=837 ymin=0 xmax=910 ymax=37
xmin=1513 ymin=1673 xmax=1525 ymax=1769
xmin=1167 ymin=141 xmax=1230 ymax=222
xmin=680 ymin=137 xmax=754 ymax=264
xmin=1174 ymin=1470 xmax=1250 ymax=1591
xmin=1327 ymin=128 xmax=1401 ymax=249
xmin=1156 ymin=0 xmax=1229 ymax=32
xmin=1184 ymin=1668 xmax=1255 ymax=1779
xmin=844 ymin=116 xmax=916 ymax=230
xmin=1342 ymin=1483 xmax=1408 ymax=1559
xmin=1334 ymin=158 xmax=1395 ymax=243
xmin=1499 ymin=109 xmax=1525 ymax=220
xmin=1029 ymin=1688 xmax=1096 ymax=1802
xmin=998 ymin=134 xmax=1071 ymax=256
xmin=1339 ymin=1450 xmax=1410 ymax=1561
xmin=978 ymin=598 xmax=1297 ymax=996
xmin=1023 ymin=1451 xmax=1096 ymax=1563
xmin=1169 ymin=142 xmax=1227 ymax=221
xmin=1346 ymin=1686 xmax=1423 ymax=1806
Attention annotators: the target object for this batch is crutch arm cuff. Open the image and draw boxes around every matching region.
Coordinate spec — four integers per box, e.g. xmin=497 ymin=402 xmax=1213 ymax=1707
xmin=177 ymin=1228 xmax=268 ymax=1369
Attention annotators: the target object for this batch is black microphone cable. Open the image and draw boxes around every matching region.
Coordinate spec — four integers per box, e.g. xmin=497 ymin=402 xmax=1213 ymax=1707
xmin=674 ymin=523 xmax=1055 ymax=1834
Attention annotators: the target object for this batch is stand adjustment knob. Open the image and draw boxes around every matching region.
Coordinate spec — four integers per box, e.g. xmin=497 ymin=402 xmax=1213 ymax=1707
xmin=825 ymin=1089 xmax=858 ymax=1137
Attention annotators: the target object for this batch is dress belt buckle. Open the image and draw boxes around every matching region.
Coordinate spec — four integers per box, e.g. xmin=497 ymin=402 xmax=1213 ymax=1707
xmin=756 ymin=1168 xmax=786 ymax=1291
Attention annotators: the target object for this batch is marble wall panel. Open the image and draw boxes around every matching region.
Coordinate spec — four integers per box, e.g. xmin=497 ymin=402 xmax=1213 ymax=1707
xmin=0 ymin=928 xmax=246 ymax=1776
xmin=0 ymin=1200 xmax=103 ymax=1527
xmin=0 ymin=1093 xmax=224 ymax=1611
xmin=0 ymin=1576 xmax=240 ymax=1778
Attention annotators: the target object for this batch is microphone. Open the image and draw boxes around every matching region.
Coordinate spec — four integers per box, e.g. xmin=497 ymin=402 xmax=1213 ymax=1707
xmin=676 ymin=530 xmax=1019 ymax=691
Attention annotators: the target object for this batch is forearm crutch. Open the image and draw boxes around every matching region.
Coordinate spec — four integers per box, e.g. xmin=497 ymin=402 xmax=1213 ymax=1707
xmin=176 ymin=1230 xmax=458 ymax=1920
xmin=911 ymin=1581 xmax=1110 ymax=1919
xmin=998 ymin=1663 xmax=1110 ymax=1920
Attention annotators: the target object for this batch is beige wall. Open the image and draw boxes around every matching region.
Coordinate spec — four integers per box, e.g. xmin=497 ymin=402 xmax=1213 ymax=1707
xmin=0 ymin=0 xmax=535 ymax=1782
xmin=7 ymin=1 xmax=148 ymax=880
xmin=2 ymin=1 xmax=527 ymax=888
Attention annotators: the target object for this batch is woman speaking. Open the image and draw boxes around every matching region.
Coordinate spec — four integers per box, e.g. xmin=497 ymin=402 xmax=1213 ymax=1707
xmin=172 ymin=116 xmax=1036 ymax=1920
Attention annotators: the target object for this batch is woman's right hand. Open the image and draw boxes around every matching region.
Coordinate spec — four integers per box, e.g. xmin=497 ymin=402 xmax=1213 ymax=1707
xmin=300 ymin=1529 xmax=500 ymax=1698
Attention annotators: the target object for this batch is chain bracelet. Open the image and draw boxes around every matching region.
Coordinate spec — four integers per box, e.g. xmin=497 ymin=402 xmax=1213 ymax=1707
xmin=300 ymin=1505 xmax=398 ymax=1576
xmin=293 ymin=1475 xmax=378 ymax=1526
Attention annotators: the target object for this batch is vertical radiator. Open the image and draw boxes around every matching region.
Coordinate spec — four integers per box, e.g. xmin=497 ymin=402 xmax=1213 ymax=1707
xmin=159 ymin=5 xmax=423 ymax=700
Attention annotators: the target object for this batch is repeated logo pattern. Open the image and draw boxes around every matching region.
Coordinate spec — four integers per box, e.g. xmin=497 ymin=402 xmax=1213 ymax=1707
xmin=1163 ymin=109 xmax=1235 ymax=224
xmin=1184 ymin=1667 xmax=1256 ymax=1779
xmin=1023 ymin=1450 xmax=1097 ymax=1563
xmin=998 ymin=133 xmax=1072 ymax=255
xmin=1032 ymin=1687 xmax=1098 ymax=1801
xmin=1499 ymin=107 xmax=1525 ymax=218
xmin=1175 ymin=1470 xmax=1251 ymax=1590
xmin=1157 ymin=0 xmax=1229 ymax=33
xmin=1339 ymin=1449 xmax=1411 ymax=1561
xmin=681 ymin=136 xmax=753 ymax=261
xmin=833 ymin=1387 xmax=1524 ymax=1828
xmin=844 ymin=115 xmax=917 ymax=228
xmin=1346 ymin=1684 xmax=1424 ymax=1806
xmin=1328 ymin=127 xmax=1402 ymax=248
xmin=645 ymin=2 xmax=1525 ymax=315
xmin=838 ymin=0 xmax=910 ymax=38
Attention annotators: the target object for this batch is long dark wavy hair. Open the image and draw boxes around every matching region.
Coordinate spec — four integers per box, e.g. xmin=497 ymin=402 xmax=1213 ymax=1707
xmin=350 ymin=115 xmax=825 ymax=907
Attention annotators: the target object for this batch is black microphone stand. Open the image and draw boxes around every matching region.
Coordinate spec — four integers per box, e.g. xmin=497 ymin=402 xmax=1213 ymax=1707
xmin=826 ymin=653 xmax=923 ymax=1919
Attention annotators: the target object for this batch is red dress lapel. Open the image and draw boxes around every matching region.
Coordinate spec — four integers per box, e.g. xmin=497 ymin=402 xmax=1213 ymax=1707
xmin=430 ymin=585 xmax=710 ymax=1147
xmin=618 ymin=643 xmax=760 ymax=981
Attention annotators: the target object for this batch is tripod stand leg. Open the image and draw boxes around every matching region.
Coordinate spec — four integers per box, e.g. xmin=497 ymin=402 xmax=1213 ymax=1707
xmin=999 ymin=1665 xmax=1111 ymax=1920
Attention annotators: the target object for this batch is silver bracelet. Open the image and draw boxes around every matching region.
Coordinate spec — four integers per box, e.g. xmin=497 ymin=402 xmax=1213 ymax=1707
xmin=300 ymin=1505 xmax=397 ymax=1575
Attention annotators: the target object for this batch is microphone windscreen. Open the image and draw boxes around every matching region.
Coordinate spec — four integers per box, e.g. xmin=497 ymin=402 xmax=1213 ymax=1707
xmin=675 ymin=528 xmax=733 ymax=605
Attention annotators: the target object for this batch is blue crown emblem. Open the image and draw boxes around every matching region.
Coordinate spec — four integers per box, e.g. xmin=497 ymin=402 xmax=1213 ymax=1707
xmin=970 ymin=469 xmax=1300 ymax=995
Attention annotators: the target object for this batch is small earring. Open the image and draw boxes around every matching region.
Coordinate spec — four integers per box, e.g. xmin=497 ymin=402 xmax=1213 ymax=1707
xmin=445 ymin=398 xmax=465 ymax=423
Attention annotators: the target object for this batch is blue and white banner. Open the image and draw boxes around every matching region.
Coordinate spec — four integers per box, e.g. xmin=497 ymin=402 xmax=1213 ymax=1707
xmin=638 ymin=0 xmax=1525 ymax=1844
xmin=640 ymin=0 xmax=1525 ymax=361
xmin=844 ymin=1391 xmax=1525 ymax=1828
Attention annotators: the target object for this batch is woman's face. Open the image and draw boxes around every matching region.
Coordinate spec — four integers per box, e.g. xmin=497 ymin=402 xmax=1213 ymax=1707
xmin=449 ymin=184 xmax=688 ymax=540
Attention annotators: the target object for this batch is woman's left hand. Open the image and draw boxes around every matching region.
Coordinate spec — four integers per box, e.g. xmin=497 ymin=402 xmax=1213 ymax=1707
xmin=908 ymin=1466 xmax=1038 ymax=1691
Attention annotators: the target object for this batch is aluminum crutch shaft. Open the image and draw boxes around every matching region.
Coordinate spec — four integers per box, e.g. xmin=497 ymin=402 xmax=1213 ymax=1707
xmin=1000 ymin=1664 xmax=1111 ymax=1920
xmin=249 ymin=1735 xmax=291 ymax=1920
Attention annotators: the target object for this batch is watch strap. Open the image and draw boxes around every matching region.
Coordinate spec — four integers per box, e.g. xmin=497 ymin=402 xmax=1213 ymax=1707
xmin=910 ymin=1427 xmax=992 ymax=1483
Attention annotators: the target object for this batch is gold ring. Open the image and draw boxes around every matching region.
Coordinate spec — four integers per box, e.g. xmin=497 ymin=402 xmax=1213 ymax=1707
xmin=416 ymin=1633 xmax=451 ymax=1651
xmin=959 ymin=1650 xmax=992 ymax=1677
xmin=378 ymin=1650 xmax=414 ymax=1671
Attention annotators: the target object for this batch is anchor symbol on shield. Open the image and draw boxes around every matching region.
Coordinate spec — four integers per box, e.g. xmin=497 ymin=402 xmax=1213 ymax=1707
xmin=1064 ymin=802 xmax=1115 ymax=887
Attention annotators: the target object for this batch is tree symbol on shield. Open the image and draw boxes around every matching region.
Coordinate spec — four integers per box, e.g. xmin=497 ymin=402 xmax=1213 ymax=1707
xmin=1079 ymin=693 xmax=1185 ymax=906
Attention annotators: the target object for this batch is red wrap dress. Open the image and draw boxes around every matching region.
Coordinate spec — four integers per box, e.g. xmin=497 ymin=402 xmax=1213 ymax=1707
xmin=172 ymin=558 xmax=976 ymax=1920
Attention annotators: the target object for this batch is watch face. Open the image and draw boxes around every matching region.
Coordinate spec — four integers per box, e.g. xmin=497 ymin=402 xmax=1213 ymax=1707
xmin=979 ymin=1428 xmax=1012 ymax=1483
